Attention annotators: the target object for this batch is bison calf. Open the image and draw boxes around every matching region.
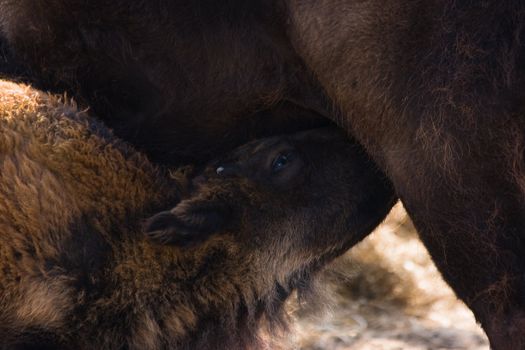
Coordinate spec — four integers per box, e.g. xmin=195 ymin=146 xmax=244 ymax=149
xmin=0 ymin=79 xmax=394 ymax=349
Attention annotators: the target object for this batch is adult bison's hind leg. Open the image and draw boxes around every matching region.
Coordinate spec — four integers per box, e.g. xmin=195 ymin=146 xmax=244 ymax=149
xmin=286 ymin=2 xmax=525 ymax=346
xmin=393 ymin=115 xmax=525 ymax=350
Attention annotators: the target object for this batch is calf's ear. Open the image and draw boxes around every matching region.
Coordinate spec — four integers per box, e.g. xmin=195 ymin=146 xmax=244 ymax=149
xmin=144 ymin=199 xmax=231 ymax=246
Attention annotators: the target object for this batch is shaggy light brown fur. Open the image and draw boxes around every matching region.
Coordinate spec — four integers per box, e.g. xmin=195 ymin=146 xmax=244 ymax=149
xmin=0 ymin=79 xmax=176 ymax=348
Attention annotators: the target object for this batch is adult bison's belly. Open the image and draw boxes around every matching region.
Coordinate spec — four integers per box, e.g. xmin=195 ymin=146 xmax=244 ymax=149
xmin=106 ymin=100 xmax=329 ymax=166
xmin=0 ymin=0 xmax=334 ymax=166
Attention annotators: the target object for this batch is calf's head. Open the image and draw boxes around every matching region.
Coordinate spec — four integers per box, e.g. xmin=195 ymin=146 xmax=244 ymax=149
xmin=146 ymin=127 xmax=395 ymax=280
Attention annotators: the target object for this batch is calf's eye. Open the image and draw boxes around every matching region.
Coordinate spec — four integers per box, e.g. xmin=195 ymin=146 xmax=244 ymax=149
xmin=272 ymin=153 xmax=294 ymax=173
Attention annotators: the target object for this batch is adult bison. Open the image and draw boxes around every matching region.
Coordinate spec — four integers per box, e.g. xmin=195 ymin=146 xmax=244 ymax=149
xmin=1 ymin=1 xmax=524 ymax=348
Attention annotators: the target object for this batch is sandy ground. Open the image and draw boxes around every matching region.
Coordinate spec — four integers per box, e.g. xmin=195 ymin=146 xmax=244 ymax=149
xmin=288 ymin=204 xmax=490 ymax=350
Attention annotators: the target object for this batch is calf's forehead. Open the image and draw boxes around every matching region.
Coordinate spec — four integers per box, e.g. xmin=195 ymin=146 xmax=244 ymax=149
xmin=214 ymin=138 xmax=292 ymax=168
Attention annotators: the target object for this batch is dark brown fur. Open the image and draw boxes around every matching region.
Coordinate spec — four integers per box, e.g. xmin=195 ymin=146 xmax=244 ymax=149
xmin=1 ymin=1 xmax=524 ymax=348
xmin=286 ymin=2 xmax=525 ymax=349
xmin=0 ymin=0 xmax=329 ymax=166
xmin=0 ymin=80 xmax=394 ymax=349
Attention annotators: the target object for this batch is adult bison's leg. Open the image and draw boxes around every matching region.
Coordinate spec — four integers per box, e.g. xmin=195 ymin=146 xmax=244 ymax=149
xmin=390 ymin=118 xmax=525 ymax=350
xmin=287 ymin=1 xmax=525 ymax=348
